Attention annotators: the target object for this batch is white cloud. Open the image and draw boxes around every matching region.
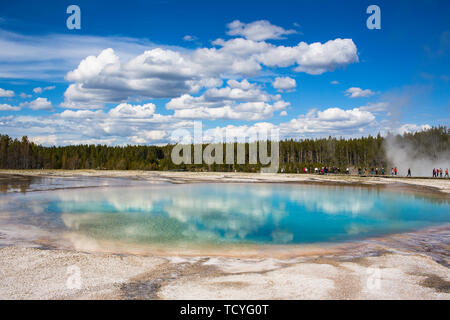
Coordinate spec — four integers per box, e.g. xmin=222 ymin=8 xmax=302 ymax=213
xmin=60 ymin=109 xmax=103 ymax=119
xmin=0 ymin=88 xmax=14 ymax=97
xmin=62 ymin=48 xmax=215 ymax=108
xmin=345 ymin=87 xmax=375 ymax=98
xmin=65 ymin=48 xmax=120 ymax=83
xmin=62 ymin=35 xmax=358 ymax=108
xmin=0 ymin=102 xmax=390 ymax=146
xmin=359 ymin=102 xmax=389 ymax=112
xmin=226 ymin=20 xmax=296 ymax=41
xmin=188 ymin=106 xmax=376 ymax=142
xmin=202 ymin=122 xmax=278 ymax=143
xmin=0 ymin=29 xmax=160 ymax=80
xmin=330 ymin=80 xmax=339 ymax=85
xmin=20 ymin=92 xmax=32 ymax=98
xmin=183 ymin=35 xmax=196 ymax=42
xmin=256 ymin=38 xmax=358 ymax=75
xmin=22 ymin=97 xmax=53 ymax=111
xmin=166 ymin=79 xmax=289 ymax=120
xmin=1 ymin=21 xmax=359 ymax=113
xmin=33 ymin=86 xmax=55 ymax=94
xmin=1 ymin=101 xmax=181 ymax=146
xmin=280 ymin=107 xmax=376 ymax=136
xmin=394 ymin=123 xmax=432 ymax=135
xmin=172 ymin=102 xmax=287 ymax=121
xmin=61 ymin=83 xmax=109 ymax=109
xmin=212 ymin=37 xmax=270 ymax=56
xmin=0 ymin=103 xmax=20 ymax=111
xmin=30 ymin=135 xmax=58 ymax=146
xmin=0 ymin=20 xmax=371 ymax=144
xmin=272 ymin=76 xmax=296 ymax=91
xmin=108 ymin=103 xmax=156 ymax=118
xmin=226 ymin=79 xmax=254 ymax=90
xmin=131 ymin=130 xmax=167 ymax=143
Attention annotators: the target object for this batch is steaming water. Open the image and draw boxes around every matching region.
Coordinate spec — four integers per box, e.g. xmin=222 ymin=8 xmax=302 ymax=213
xmin=1 ymin=180 xmax=449 ymax=249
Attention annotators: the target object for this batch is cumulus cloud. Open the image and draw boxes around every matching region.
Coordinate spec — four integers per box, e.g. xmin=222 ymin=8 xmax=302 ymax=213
xmin=171 ymin=102 xmax=288 ymax=121
xmin=185 ymin=106 xmax=376 ymax=142
xmin=280 ymin=107 xmax=376 ymax=137
xmin=20 ymin=92 xmax=32 ymax=99
xmin=166 ymin=79 xmax=289 ymax=120
xmin=1 ymin=20 xmax=370 ymax=144
xmin=226 ymin=20 xmax=297 ymax=41
xmin=22 ymin=97 xmax=53 ymax=111
xmin=272 ymin=76 xmax=296 ymax=91
xmin=62 ymin=34 xmax=358 ymax=108
xmin=255 ymin=38 xmax=358 ymax=75
xmin=33 ymin=86 xmax=55 ymax=94
xmin=5 ymin=98 xmax=55 ymax=111
xmin=2 ymin=102 xmax=183 ymax=145
xmin=2 ymin=103 xmax=381 ymax=145
xmin=345 ymin=87 xmax=375 ymax=98
xmin=30 ymin=135 xmax=58 ymax=146
xmin=0 ymin=103 xmax=20 ymax=111
xmin=0 ymin=88 xmax=14 ymax=97
xmin=60 ymin=109 xmax=104 ymax=119
xmin=131 ymin=130 xmax=167 ymax=143
xmin=108 ymin=103 xmax=156 ymax=118
xmin=393 ymin=123 xmax=432 ymax=135
xmin=1 ymin=21 xmax=359 ymax=111
xmin=62 ymin=47 xmax=225 ymax=109
xmin=183 ymin=35 xmax=196 ymax=42
xmin=201 ymin=122 xmax=278 ymax=143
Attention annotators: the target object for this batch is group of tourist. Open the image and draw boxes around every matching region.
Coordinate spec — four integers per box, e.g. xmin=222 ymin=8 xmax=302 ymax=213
xmin=433 ymin=168 xmax=449 ymax=178
xmin=293 ymin=166 xmax=449 ymax=178
xmin=357 ymin=167 xmax=387 ymax=176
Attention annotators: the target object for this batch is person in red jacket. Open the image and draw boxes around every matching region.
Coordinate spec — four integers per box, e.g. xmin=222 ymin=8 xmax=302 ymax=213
xmin=394 ymin=167 xmax=397 ymax=176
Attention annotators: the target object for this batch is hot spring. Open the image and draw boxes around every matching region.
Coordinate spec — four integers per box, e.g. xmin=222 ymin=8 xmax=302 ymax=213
xmin=1 ymin=178 xmax=449 ymax=253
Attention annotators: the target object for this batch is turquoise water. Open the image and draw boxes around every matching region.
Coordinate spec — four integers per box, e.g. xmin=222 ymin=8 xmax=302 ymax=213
xmin=1 ymin=183 xmax=449 ymax=247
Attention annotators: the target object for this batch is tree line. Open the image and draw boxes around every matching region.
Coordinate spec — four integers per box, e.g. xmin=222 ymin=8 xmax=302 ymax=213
xmin=0 ymin=126 xmax=448 ymax=173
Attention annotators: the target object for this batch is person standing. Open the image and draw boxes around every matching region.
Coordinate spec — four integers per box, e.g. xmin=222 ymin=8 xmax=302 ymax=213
xmin=394 ymin=167 xmax=397 ymax=176
xmin=433 ymin=168 xmax=436 ymax=177
xmin=407 ymin=168 xmax=411 ymax=177
xmin=440 ymin=168 xmax=443 ymax=178
xmin=445 ymin=168 xmax=449 ymax=178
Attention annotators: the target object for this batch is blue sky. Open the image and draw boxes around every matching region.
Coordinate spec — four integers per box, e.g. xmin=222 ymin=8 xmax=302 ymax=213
xmin=0 ymin=0 xmax=448 ymax=145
